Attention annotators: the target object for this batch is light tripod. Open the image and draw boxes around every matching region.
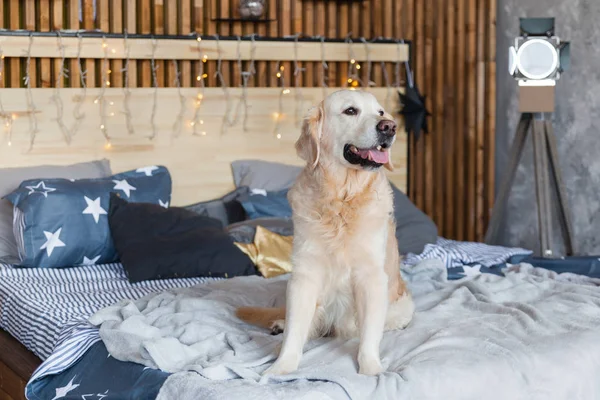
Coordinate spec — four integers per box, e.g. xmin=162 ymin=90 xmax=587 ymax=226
xmin=485 ymin=94 xmax=575 ymax=257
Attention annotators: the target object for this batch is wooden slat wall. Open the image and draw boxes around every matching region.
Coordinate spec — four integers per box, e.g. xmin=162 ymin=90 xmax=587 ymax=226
xmin=0 ymin=0 xmax=496 ymax=242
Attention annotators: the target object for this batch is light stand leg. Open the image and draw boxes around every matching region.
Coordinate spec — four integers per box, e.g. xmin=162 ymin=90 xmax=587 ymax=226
xmin=544 ymin=120 xmax=576 ymax=255
xmin=531 ymin=116 xmax=552 ymax=256
xmin=485 ymin=113 xmax=532 ymax=244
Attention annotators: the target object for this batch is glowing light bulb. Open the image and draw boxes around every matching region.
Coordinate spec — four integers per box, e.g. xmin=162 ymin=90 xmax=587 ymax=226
xmin=196 ymin=76 xmax=201 ymax=81
xmin=11 ymin=114 xmax=16 ymax=120
xmin=200 ymin=120 xmax=204 ymax=125
xmin=282 ymin=89 xmax=290 ymax=94
xmin=203 ymin=55 xmax=208 ymax=61
xmin=202 ymin=73 xmax=208 ymax=78
xmin=100 ymin=124 xmax=105 ymax=130
xmin=107 ymin=69 xmax=112 ymax=74
xmin=273 ymin=112 xmax=280 ymax=119
xmin=94 ymin=99 xmax=99 ymax=104
xmin=105 ymin=142 xmax=112 ymax=149
xmin=106 ymin=81 xmax=111 ymax=86
xmin=109 ymin=101 xmax=114 ymax=106
xmin=352 ymin=80 xmax=359 ymax=87
xmin=347 ymin=78 xmax=353 ymax=83
xmin=276 ymin=134 xmax=282 ymax=139
xmin=276 ymin=72 xmax=281 ymax=78
xmin=356 ymin=64 xmax=361 ymax=70
xmin=110 ymin=112 xmax=115 ymax=117
xmin=350 ymin=59 xmax=356 ymax=64
xmin=201 ymin=131 xmax=206 ymax=136
xmin=7 ymin=141 xmax=11 ymax=147
xmin=111 ymin=49 xmax=116 ymax=54
xmin=190 ymin=121 xmax=195 ymax=126
xmin=197 ymin=37 xmax=202 ymax=42
xmin=1 ymin=54 xmax=4 ymax=59
xmin=197 ymin=94 xmax=203 ymax=100
xmin=102 ymin=43 xmax=108 ymax=49
xmin=280 ymin=66 xmax=284 ymax=71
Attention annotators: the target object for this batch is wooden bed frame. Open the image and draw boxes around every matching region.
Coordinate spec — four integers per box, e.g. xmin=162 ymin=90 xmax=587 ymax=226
xmin=0 ymin=330 xmax=40 ymax=400
xmin=0 ymin=33 xmax=409 ymax=399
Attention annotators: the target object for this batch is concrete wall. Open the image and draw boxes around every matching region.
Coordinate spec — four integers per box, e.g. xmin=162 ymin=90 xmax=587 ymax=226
xmin=495 ymin=0 xmax=600 ymax=256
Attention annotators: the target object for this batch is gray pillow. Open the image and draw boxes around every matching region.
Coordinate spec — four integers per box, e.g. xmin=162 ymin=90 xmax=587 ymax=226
xmin=230 ymin=160 xmax=437 ymax=255
xmin=390 ymin=183 xmax=438 ymax=255
xmin=0 ymin=159 xmax=112 ymax=263
xmin=226 ymin=217 xmax=294 ymax=244
xmin=185 ymin=186 xmax=250 ymax=227
xmin=231 ymin=159 xmax=302 ymax=191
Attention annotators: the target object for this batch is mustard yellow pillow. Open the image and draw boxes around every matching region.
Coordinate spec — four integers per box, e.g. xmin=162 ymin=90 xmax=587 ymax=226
xmin=234 ymin=225 xmax=293 ymax=278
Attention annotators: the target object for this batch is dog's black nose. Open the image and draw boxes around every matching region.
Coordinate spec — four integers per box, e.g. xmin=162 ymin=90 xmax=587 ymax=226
xmin=376 ymin=120 xmax=397 ymax=136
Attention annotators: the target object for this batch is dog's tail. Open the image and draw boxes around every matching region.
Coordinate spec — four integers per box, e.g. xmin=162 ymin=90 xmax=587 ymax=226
xmin=236 ymin=306 xmax=286 ymax=329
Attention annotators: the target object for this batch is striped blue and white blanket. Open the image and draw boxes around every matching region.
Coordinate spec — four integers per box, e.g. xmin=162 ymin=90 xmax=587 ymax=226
xmin=4 ymin=239 xmax=532 ymax=399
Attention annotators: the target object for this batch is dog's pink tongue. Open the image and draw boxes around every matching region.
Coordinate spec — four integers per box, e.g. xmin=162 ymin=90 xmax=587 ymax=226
xmin=368 ymin=149 xmax=389 ymax=164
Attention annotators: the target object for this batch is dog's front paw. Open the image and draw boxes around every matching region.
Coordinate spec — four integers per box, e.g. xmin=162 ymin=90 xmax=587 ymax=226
xmin=263 ymin=355 xmax=299 ymax=376
xmin=358 ymin=355 xmax=384 ymax=376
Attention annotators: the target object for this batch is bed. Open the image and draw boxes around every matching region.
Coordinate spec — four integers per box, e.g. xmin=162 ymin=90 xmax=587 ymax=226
xmin=18 ymin=245 xmax=600 ymax=400
xmin=0 ymin=32 xmax=598 ymax=400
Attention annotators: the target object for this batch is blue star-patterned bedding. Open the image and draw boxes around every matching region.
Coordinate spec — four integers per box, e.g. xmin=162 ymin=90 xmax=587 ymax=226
xmin=24 ymin=248 xmax=600 ymax=400
xmin=4 ymin=166 xmax=171 ymax=268
xmin=17 ymin=238 xmax=538 ymax=400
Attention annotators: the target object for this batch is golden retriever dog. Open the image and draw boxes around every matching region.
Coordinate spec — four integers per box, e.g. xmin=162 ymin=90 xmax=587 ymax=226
xmin=236 ymin=89 xmax=414 ymax=376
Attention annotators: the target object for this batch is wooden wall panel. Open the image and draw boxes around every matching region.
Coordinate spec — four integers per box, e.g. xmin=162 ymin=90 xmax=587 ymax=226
xmin=0 ymin=0 xmax=496 ymax=242
xmin=400 ymin=0 xmax=496 ymax=242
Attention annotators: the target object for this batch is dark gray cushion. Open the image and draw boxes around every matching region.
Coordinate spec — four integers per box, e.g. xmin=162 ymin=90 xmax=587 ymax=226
xmin=109 ymin=193 xmax=257 ymax=283
xmin=226 ymin=217 xmax=294 ymax=244
xmin=390 ymin=183 xmax=438 ymax=254
xmin=184 ymin=186 xmax=250 ymax=227
xmin=0 ymin=159 xmax=112 ymax=263
xmin=231 ymin=160 xmax=302 ymax=191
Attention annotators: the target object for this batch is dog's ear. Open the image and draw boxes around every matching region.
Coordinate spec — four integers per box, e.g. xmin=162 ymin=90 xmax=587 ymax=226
xmin=384 ymin=147 xmax=394 ymax=171
xmin=295 ymin=102 xmax=324 ymax=169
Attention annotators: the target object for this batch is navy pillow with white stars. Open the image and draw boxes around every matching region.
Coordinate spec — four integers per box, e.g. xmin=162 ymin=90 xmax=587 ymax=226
xmin=4 ymin=165 xmax=172 ymax=269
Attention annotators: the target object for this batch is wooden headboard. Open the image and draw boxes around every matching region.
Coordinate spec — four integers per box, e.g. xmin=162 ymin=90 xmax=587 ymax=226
xmin=0 ymin=34 xmax=408 ymax=205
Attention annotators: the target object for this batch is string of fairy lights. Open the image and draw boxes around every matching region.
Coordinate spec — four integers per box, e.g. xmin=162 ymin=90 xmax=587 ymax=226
xmin=0 ymin=31 xmax=407 ymax=149
xmin=190 ymin=34 xmax=206 ymax=136
xmin=0 ymin=49 xmax=14 ymax=147
xmin=71 ymin=33 xmax=88 ymax=138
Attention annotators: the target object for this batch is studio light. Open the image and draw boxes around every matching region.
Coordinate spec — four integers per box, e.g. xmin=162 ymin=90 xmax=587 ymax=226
xmin=508 ymin=17 xmax=570 ymax=87
xmin=485 ymin=17 xmax=575 ymax=258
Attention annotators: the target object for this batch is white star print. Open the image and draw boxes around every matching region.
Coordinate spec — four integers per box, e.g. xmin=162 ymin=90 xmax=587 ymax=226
xmin=136 ymin=166 xmax=159 ymax=176
xmin=112 ymin=179 xmax=136 ymax=197
xmin=81 ymin=390 xmax=109 ymax=400
xmin=82 ymin=196 xmax=107 ymax=223
xmin=81 ymin=255 xmax=101 ymax=266
xmin=461 ymin=265 xmax=482 ymax=277
xmin=51 ymin=376 xmax=79 ymax=399
xmin=159 ymin=199 xmax=169 ymax=208
xmin=26 ymin=181 xmax=56 ymax=198
xmin=40 ymin=228 xmax=66 ymax=257
xmin=250 ymin=188 xmax=267 ymax=196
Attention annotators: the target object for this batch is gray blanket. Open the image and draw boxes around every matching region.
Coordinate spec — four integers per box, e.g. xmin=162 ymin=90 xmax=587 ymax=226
xmin=89 ymin=260 xmax=600 ymax=400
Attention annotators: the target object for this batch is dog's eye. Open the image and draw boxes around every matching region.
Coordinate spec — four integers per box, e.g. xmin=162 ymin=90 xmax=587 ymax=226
xmin=343 ymin=107 xmax=358 ymax=116
xmin=378 ymin=110 xmax=384 ymax=116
